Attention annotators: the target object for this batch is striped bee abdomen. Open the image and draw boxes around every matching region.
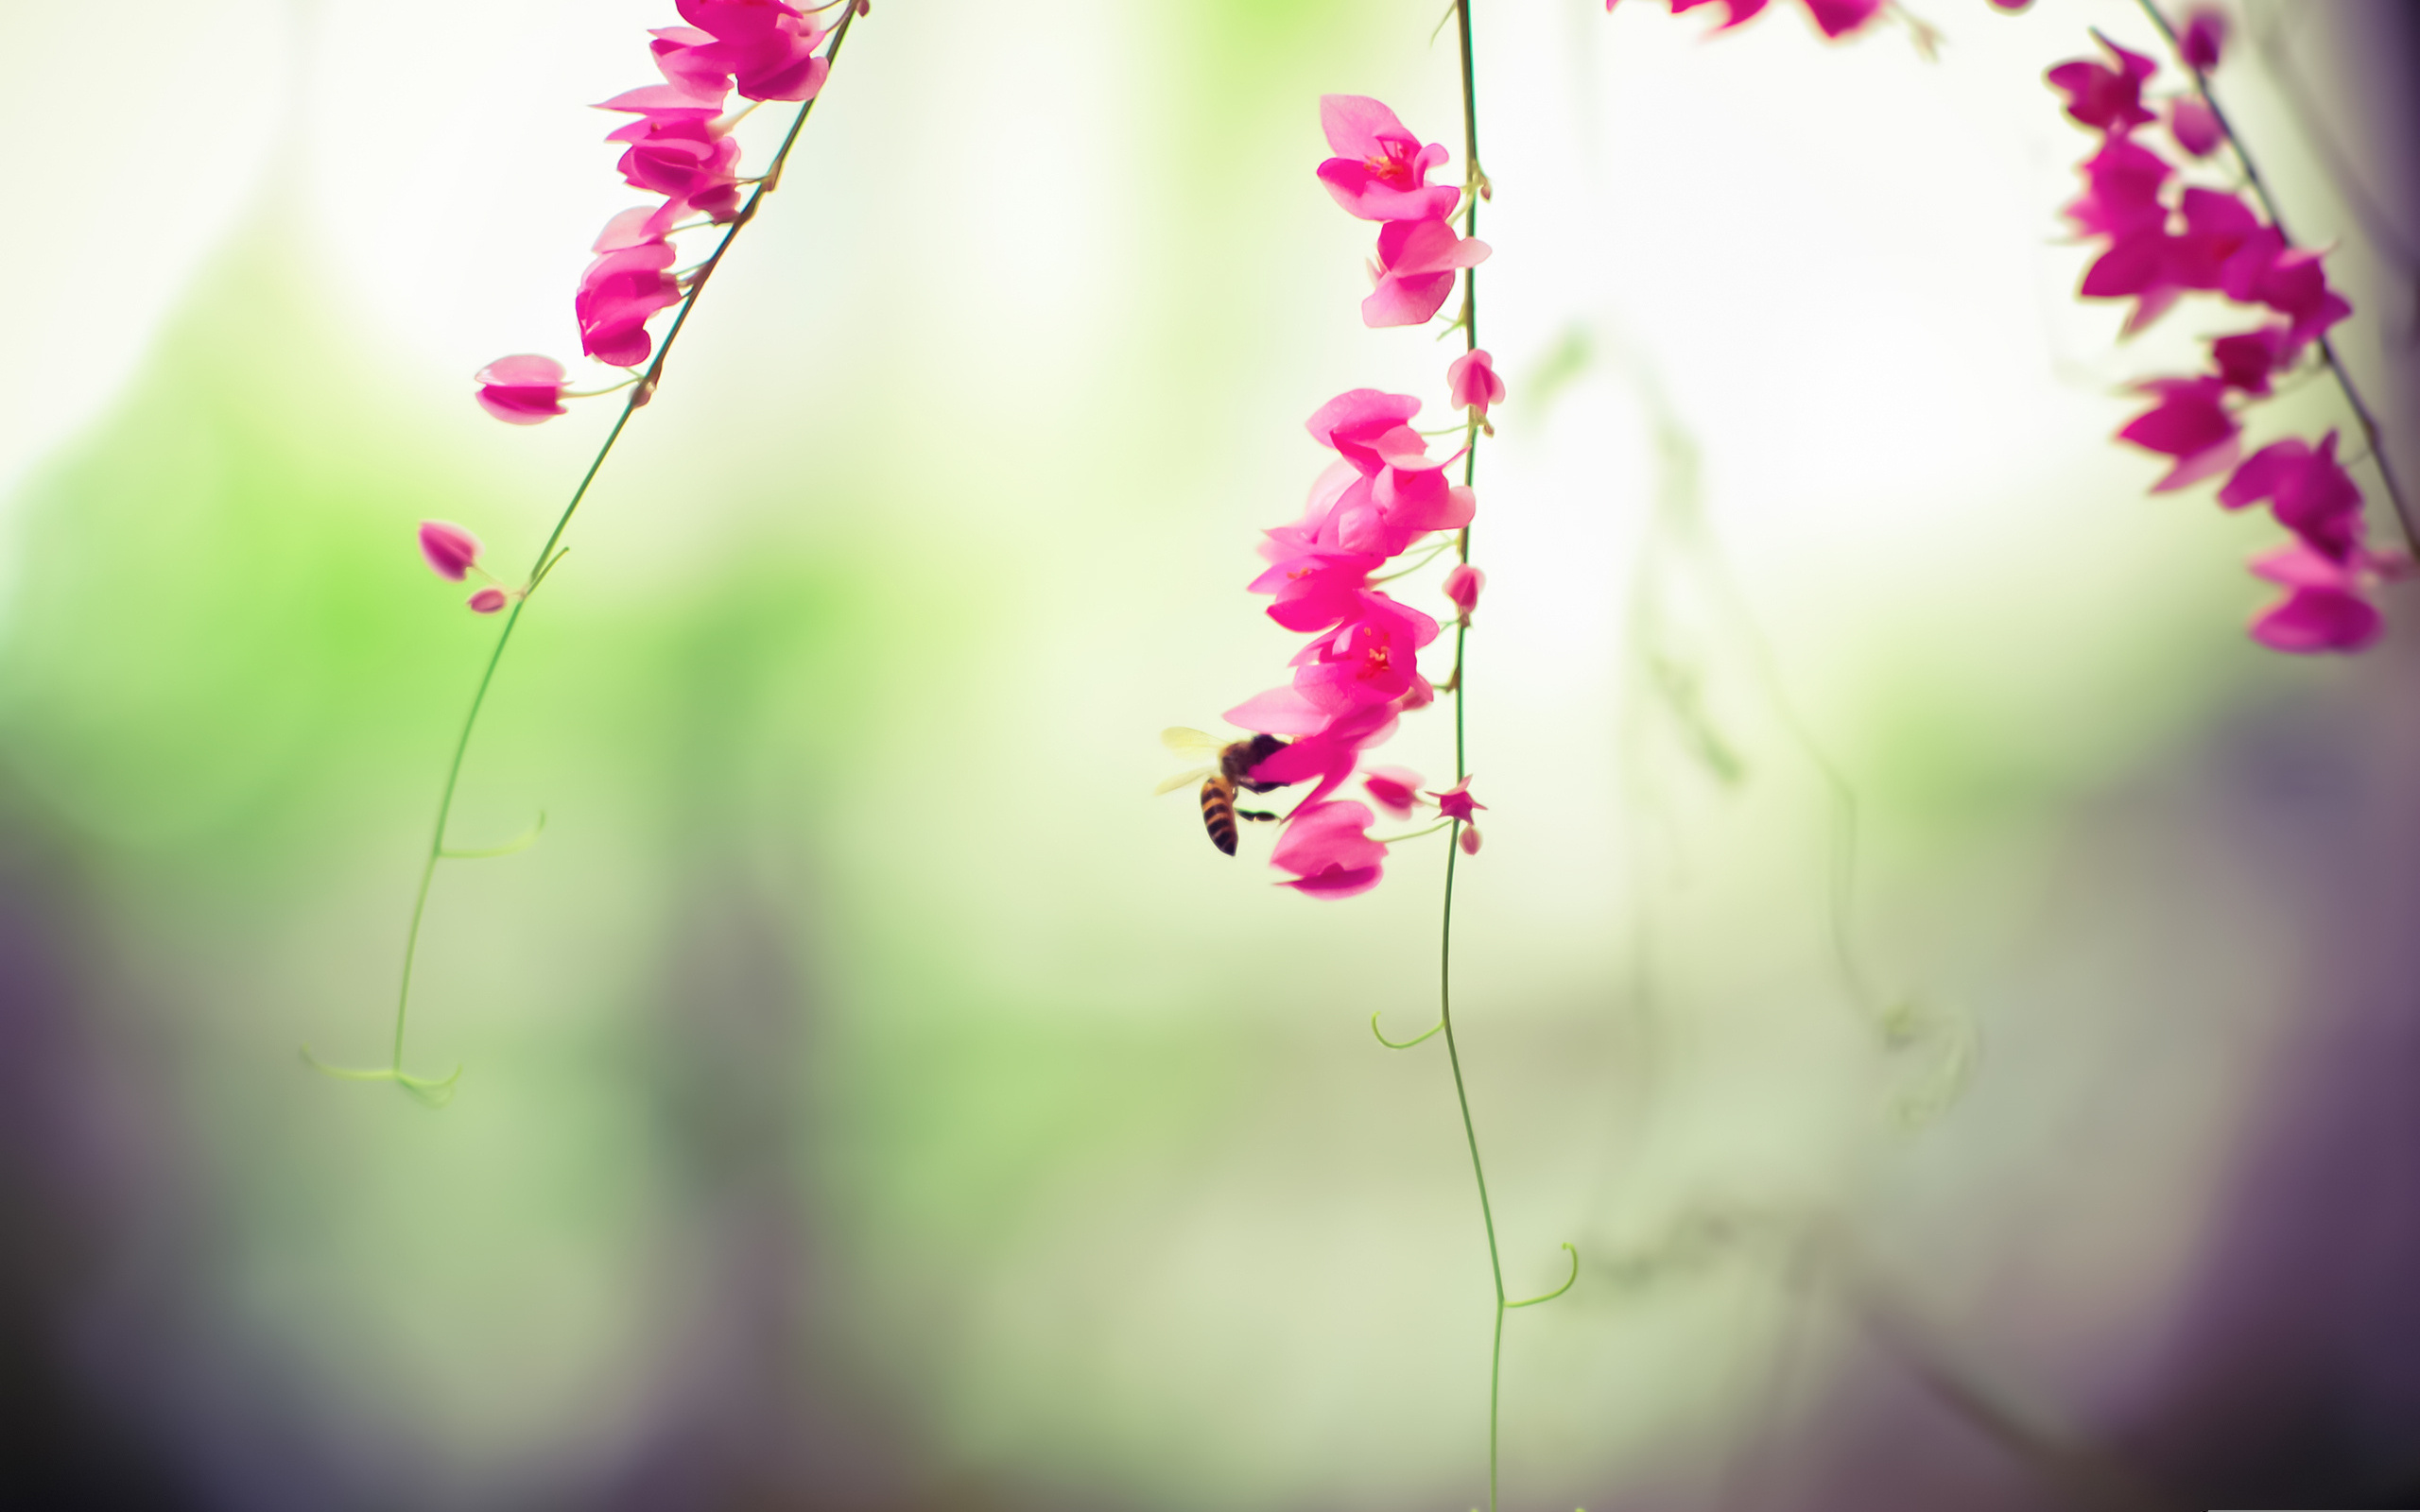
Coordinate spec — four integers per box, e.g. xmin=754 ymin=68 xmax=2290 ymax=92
xmin=1200 ymin=776 xmax=1239 ymax=855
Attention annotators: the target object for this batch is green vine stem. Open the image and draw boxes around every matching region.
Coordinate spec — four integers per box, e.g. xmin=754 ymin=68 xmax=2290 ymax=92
xmin=1422 ymin=7 xmax=1579 ymax=1509
xmin=301 ymin=4 xmax=864 ymax=1106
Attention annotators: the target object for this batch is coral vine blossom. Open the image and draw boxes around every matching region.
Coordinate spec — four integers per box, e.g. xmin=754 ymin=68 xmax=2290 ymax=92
xmin=2048 ymin=22 xmax=2394 ymax=654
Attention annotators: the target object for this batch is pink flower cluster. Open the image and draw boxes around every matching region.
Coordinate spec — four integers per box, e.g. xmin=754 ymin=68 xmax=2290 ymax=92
xmin=1218 ymin=99 xmax=1501 ymax=899
xmin=1317 ymin=96 xmax=1490 ymax=330
xmin=472 ymin=0 xmax=847 ymax=424
xmin=2054 ymin=21 xmax=2402 ymax=653
xmin=1604 ymin=0 xmax=2029 ymax=42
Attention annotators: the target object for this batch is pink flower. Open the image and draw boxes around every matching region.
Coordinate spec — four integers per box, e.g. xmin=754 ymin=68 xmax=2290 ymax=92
xmin=1305 ymin=389 xmax=1428 ymax=476
xmin=468 ymin=587 xmax=510 ymax=614
xmin=2064 ymin=134 xmax=2173 ymax=242
xmin=2219 ymin=432 xmax=2366 ymax=561
xmin=1426 ymin=776 xmax=1485 ymax=824
xmin=1446 ymin=349 xmax=1505 ymax=419
xmin=1797 ymin=0 xmax=1885 ymax=36
xmin=419 ymin=521 xmax=483 ymax=581
xmin=2209 ymin=325 xmax=2293 ymax=395
xmin=1315 ymin=96 xmax=1461 ymax=224
xmin=657 ymin=3 xmax=830 ymax=102
xmin=1293 ymin=395 xmax=1473 ymax=556
xmin=1290 ymin=591 xmax=1441 ymax=714
xmin=1363 ymin=216 xmax=1491 ymax=329
xmin=608 ymin=114 xmax=744 ymax=214
xmin=577 ymin=241 xmax=683 ymax=368
xmin=2048 ymin=31 xmax=2160 ymax=134
xmin=474 ymin=354 xmax=568 ymax=425
xmin=2250 ymin=248 xmax=2353 ymax=347
xmin=1443 ymin=563 xmax=1485 ymax=623
xmin=1243 ymin=703 xmax=1401 ymax=806
xmin=1270 ymin=800 xmax=1387 ymax=899
xmin=2117 ymin=376 xmax=2239 ymax=491
xmin=1361 ymin=765 xmax=1423 ymax=819
xmin=2179 ymin=6 xmax=2227 ymax=72
xmin=1459 ymin=824 xmax=1481 ymax=856
xmin=2247 ymin=542 xmax=2382 ymax=654
xmin=2169 ymin=96 xmax=2221 ymax=157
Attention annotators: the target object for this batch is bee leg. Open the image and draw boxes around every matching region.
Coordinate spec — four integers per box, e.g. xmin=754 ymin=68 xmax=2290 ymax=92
xmin=1236 ymin=809 xmax=1280 ymax=822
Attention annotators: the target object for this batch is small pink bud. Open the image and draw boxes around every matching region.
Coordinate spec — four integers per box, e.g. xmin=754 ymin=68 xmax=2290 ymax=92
xmin=467 ymin=587 xmax=510 ymax=614
xmin=473 ymin=354 xmax=569 ymax=425
xmin=2180 ymin=7 xmax=2226 ymax=72
xmin=1445 ymin=348 xmax=1506 ymax=417
xmin=1443 ymin=563 xmax=1485 ymax=622
xmin=1459 ymin=824 xmax=1481 ymax=856
xmin=1361 ymin=765 xmax=1424 ymax=819
xmin=419 ymin=521 xmax=483 ymax=580
xmin=2169 ymin=96 xmax=2221 ymax=157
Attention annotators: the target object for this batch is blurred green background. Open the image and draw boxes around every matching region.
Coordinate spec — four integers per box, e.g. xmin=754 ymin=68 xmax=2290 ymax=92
xmin=4 ymin=0 xmax=2416 ymax=1507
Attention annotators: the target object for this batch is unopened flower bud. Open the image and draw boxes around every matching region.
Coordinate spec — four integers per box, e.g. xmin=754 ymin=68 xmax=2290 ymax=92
xmin=473 ymin=354 xmax=569 ymax=425
xmin=1459 ymin=824 xmax=1481 ymax=855
xmin=1361 ymin=766 xmax=1423 ymax=819
xmin=419 ymin=521 xmax=483 ymax=580
xmin=467 ymin=587 xmax=510 ymax=614
xmin=1443 ymin=563 xmax=1485 ymax=622
xmin=2169 ymin=97 xmax=2221 ymax=157
xmin=2180 ymin=6 xmax=2226 ymax=72
xmin=1445 ymin=348 xmax=1506 ymax=420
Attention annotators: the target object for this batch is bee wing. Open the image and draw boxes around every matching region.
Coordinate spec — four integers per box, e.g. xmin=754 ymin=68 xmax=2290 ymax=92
xmin=1154 ymin=765 xmax=1214 ymax=797
xmin=1161 ymin=727 xmax=1228 ymax=756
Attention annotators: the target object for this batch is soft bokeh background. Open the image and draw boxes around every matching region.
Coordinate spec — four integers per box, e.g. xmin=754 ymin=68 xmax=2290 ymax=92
xmin=4 ymin=0 xmax=2415 ymax=1507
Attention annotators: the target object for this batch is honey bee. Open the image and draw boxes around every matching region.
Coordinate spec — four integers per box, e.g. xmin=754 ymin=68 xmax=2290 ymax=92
xmin=1157 ymin=728 xmax=1291 ymax=855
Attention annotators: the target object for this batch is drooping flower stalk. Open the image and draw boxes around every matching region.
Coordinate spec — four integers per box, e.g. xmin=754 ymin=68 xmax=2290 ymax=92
xmin=1427 ymin=15 xmax=1576 ymax=1512
xmin=2051 ymin=7 xmax=2409 ymax=653
xmin=303 ymin=0 xmax=866 ymax=1105
xmin=2127 ymin=0 xmax=2415 ymax=554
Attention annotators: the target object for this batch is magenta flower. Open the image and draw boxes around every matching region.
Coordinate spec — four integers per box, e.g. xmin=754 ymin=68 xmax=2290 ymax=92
xmin=1270 ymin=800 xmax=1387 ymax=900
xmin=2179 ymin=6 xmax=2227 ymax=72
xmin=1443 ymin=563 xmax=1485 ymax=624
xmin=1363 ymin=217 xmax=1491 ymax=329
xmin=1797 ymin=0 xmax=1885 ymax=36
xmin=468 ymin=587 xmax=510 ymax=614
xmin=608 ymin=115 xmax=744 ymax=214
xmin=1290 ymin=591 xmax=1441 ymax=714
xmin=2117 ymin=376 xmax=2239 ymax=491
xmin=1426 ymin=776 xmax=1485 ymax=824
xmin=657 ymin=2 xmax=830 ymax=102
xmin=2064 ymin=134 xmax=2173 ymax=241
xmin=2250 ymin=248 xmax=2353 ymax=347
xmin=1316 ymin=96 xmax=1461 ymax=224
xmin=474 ymin=354 xmax=569 ymax=425
xmin=2210 ymin=325 xmax=2292 ymax=396
xmin=2169 ymin=96 xmax=2221 ymax=157
xmin=419 ymin=521 xmax=483 ymax=581
xmin=1361 ymin=765 xmax=1423 ymax=819
xmin=2219 ymin=432 xmax=2366 ymax=561
xmin=1446 ymin=349 xmax=1505 ymax=421
xmin=577 ymin=241 xmax=684 ymax=368
xmin=1306 ymin=389 xmax=1426 ymax=475
xmin=1243 ymin=703 xmax=1402 ymax=807
xmin=2247 ymin=543 xmax=2383 ymax=654
xmin=2048 ymin=32 xmax=2160 ymax=134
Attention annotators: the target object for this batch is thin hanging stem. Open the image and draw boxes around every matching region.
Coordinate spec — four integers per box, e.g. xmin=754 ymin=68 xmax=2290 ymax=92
xmin=302 ymin=6 xmax=864 ymax=1103
xmin=1426 ymin=9 xmax=1572 ymax=1512
xmin=2129 ymin=0 xmax=2416 ymax=555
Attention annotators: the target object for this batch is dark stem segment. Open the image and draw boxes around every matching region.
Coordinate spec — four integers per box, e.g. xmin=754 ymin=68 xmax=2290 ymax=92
xmin=2129 ymin=0 xmax=2417 ymax=555
xmin=302 ymin=5 xmax=863 ymax=1105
